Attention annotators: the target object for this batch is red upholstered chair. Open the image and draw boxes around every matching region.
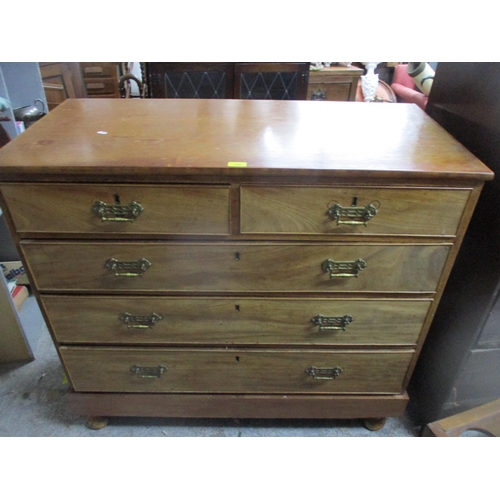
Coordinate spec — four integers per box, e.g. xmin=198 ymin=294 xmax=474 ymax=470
xmin=391 ymin=64 xmax=428 ymax=110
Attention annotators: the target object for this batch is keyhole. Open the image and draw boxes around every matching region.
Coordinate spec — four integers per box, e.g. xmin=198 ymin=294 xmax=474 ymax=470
xmin=114 ymin=194 xmax=121 ymax=205
xmin=234 ymin=252 xmax=240 ymax=261
xmin=235 ymin=356 xmax=240 ymax=362
xmin=235 ymin=305 xmax=240 ymax=312
xmin=352 ymin=196 xmax=358 ymax=207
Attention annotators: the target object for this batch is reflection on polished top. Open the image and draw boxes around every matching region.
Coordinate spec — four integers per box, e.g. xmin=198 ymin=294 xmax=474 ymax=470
xmin=0 ymin=98 xmax=493 ymax=180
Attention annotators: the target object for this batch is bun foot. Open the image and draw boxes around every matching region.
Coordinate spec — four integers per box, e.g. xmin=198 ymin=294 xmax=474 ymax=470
xmin=86 ymin=416 xmax=109 ymax=430
xmin=363 ymin=418 xmax=387 ymax=431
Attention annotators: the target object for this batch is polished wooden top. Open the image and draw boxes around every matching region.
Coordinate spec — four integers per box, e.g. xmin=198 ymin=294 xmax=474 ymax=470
xmin=0 ymin=98 xmax=493 ymax=181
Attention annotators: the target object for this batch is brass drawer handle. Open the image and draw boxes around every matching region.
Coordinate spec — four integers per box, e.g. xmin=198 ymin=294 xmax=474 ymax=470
xmin=327 ymin=201 xmax=379 ymax=226
xmin=130 ymin=365 xmax=168 ymax=378
xmin=306 ymin=366 xmax=343 ymax=380
xmin=119 ymin=312 xmax=163 ymax=329
xmin=311 ymin=89 xmax=326 ymax=100
xmin=311 ymin=314 xmax=353 ymax=331
xmin=322 ymin=258 xmax=367 ymax=278
xmin=92 ymin=200 xmax=144 ymax=222
xmin=105 ymin=257 xmax=152 ymax=277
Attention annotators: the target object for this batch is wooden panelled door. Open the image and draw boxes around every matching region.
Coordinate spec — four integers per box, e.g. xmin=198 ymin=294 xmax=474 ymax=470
xmin=38 ymin=63 xmax=87 ymax=110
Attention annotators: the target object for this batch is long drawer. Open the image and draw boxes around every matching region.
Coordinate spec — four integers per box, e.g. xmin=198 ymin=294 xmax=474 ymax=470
xmin=22 ymin=242 xmax=451 ymax=292
xmin=60 ymin=347 xmax=414 ymax=394
xmin=241 ymin=186 xmax=470 ymax=236
xmin=43 ymin=296 xmax=431 ymax=346
xmin=0 ymin=184 xmax=230 ymax=236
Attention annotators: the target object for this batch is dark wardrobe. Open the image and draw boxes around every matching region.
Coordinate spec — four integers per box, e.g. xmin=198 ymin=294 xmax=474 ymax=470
xmin=408 ymin=63 xmax=500 ymax=423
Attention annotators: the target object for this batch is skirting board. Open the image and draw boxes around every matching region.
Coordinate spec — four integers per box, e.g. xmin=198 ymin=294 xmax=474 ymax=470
xmin=67 ymin=392 xmax=409 ymax=419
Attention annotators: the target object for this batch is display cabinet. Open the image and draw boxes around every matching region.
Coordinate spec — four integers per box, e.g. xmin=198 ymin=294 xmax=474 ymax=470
xmin=146 ymin=63 xmax=309 ymax=100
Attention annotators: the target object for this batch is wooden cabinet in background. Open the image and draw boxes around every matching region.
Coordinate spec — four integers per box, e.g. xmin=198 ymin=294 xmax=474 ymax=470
xmin=146 ymin=63 xmax=309 ymax=100
xmin=80 ymin=63 xmax=120 ymax=98
xmin=307 ymin=65 xmax=363 ymax=101
xmin=39 ymin=63 xmax=87 ymax=110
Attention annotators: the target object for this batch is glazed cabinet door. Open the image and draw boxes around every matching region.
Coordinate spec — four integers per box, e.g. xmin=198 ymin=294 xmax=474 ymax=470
xmin=234 ymin=63 xmax=309 ymax=100
xmin=146 ymin=63 xmax=234 ymax=98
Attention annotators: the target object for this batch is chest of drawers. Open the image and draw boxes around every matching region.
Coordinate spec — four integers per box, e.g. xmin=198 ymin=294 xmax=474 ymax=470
xmin=0 ymin=99 xmax=492 ymax=428
xmin=80 ymin=63 xmax=120 ymax=98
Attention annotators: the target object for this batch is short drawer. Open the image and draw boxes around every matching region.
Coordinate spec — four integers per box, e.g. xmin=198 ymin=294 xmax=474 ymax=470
xmin=43 ymin=296 xmax=431 ymax=346
xmin=23 ymin=242 xmax=451 ymax=293
xmin=240 ymin=186 xmax=470 ymax=236
xmin=84 ymin=78 xmax=118 ymax=95
xmin=1 ymin=184 xmax=230 ymax=236
xmin=60 ymin=347 xmax=414 ymax=394
xmin=81 ymin=63 xmax=118 ymax=78
xmin=308 ymin=83 xmax=352 ymax=101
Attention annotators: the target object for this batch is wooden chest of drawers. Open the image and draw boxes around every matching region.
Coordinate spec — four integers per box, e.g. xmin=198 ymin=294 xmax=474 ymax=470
xmin=80 ymin=63 xmax=120 ymax=98
xmin=0 ymin=99 xmax=492 ymax=427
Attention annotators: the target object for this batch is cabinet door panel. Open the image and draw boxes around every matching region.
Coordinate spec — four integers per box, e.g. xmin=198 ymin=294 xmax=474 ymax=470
xmin=147 ymin=63 xmax=234 ymax=98
xmin=234 ymin=63 xmax=309 ymax=100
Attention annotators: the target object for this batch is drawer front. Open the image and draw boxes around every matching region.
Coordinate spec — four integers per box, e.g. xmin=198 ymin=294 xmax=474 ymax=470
xmin=1 ymin=184 xmax=230 ymax=235
xmin=81 ymin=63 xmax=118 ymax=78
xmin=60 ymin=347 xmax=414 ymax=394
xmin=43 ymin=296 xmax=431 ymax=346
xmin=84 ymin=78 xmax=118 ymax=95
xmin=23 ymin=242 xmax=451 ymax=293
xmin=308 ymin=83 xmax=352 ymax=101
xmin=241 ymin=187 xmax=470 ymax=236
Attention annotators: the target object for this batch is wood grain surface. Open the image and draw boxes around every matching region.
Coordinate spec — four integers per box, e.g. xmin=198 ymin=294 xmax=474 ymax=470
xmin=1 ymin=183 xmax=230 ymax=235
xmin=42 ymin=295 xmax=431 ymax=346
xmin=22 ymin=241 xmax=451 ymax=293
xmin=0 ymin=99 xmax=493 ymax=181
xmin=60 ymin=346 xmax=414 ymax=394
xmin=241 ymin=186 xmax=470 ymax=236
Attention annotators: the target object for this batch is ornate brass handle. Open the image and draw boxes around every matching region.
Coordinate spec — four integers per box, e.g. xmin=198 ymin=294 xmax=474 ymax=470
xmin=92 ymin=200 xmax=144 ymax=222
xmin=119 ymin=312 xmax=163 ymax=329
xmin=311 ymin=314 xmax=353 ymax=331
xmin=306 ymin=366 xmax=343 ymax=380
xmin=322 ymin=258 xmax=367 ymax=278
xmin=130 ymin=365 xmax=168 ymax=378
xmin=105 ymin=257 xmax=152 ymax=277
xmin=327 ymin=201 xmax=379 ymax=226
